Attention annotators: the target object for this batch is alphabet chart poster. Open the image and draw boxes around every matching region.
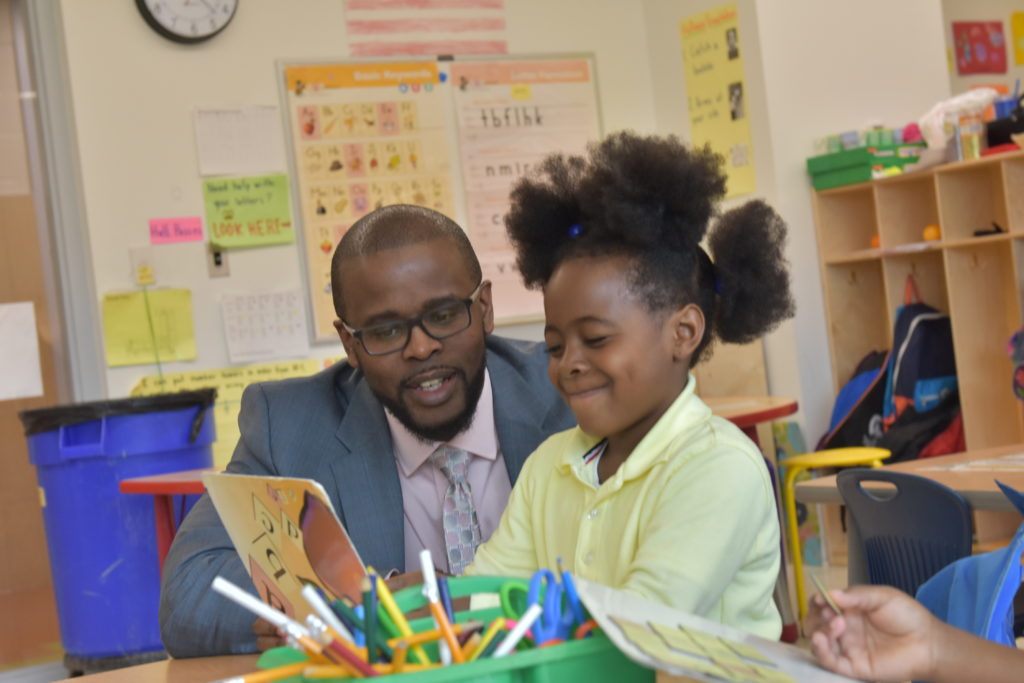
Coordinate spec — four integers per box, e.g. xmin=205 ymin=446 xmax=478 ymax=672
xmin=282 ymin=62 xmax=455 ymax=341
xmin=281 ymin=56 xmax=601 ymax=335
xmin=450 ymin=58 xmax=600 ymax=320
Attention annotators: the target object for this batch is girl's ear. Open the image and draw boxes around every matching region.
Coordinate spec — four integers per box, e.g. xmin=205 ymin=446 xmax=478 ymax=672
xmin=670 ymin=303 xmax=705 ymax=363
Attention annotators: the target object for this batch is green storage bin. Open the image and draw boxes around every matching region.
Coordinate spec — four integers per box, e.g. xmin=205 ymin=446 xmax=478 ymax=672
xmin=256 ymin=575 xmax=654 ymax=682
xmin=806 ymin=143 xmax=926 ymax=190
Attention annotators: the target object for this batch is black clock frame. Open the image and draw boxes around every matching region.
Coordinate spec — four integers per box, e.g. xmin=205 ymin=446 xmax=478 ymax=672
xmin=134 ymin=0 xmax=238 ymax=44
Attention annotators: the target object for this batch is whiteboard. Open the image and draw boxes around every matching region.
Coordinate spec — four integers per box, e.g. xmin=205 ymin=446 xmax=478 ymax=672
xmin=278 ymin=55 xmax=602 ymax=341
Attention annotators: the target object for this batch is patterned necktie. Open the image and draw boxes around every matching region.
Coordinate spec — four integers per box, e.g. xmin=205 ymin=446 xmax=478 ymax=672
xmin=428 ymin=445 xmax=482 ymax=575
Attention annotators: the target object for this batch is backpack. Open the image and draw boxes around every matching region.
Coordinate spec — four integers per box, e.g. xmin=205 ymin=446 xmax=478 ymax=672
xmin=817 ymin=350 xmax=889 ymax=450
xmin=881 ymin=276 xmax=958 ymax=430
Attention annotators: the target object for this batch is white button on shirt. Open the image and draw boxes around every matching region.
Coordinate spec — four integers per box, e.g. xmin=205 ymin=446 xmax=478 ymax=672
xmin=385 ymin=370 xmax=512 ymax=575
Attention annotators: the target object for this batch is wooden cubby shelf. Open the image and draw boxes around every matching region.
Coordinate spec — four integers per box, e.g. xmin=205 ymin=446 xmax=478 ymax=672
xmin=813 ymin=150 xmax=1024 ymax=450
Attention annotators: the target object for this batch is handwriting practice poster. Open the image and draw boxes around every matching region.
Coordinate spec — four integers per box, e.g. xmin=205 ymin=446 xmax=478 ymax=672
xmin=283 ymin=62 xmax=455 ymax=340
xmin=680 ymin=4 xmax=755 ymax=198
xmin=203 ymin=173 xmax=295 ymax=249
xmin=450 ymin=58 xmax=600 ymax=320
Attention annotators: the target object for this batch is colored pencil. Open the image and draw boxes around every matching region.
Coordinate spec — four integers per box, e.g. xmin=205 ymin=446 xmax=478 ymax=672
xmin=362 ymin=576 xmax=379 ymax=664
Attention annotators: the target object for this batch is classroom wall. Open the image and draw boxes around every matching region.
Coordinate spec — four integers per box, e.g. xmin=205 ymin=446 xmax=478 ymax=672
xmin=56 ymin=0 xmax=657 ymax=399
xmin=943 ymin=0 xmax=1024 ymax=96
xmin=754 ymin=0 xmax=950 ymax=444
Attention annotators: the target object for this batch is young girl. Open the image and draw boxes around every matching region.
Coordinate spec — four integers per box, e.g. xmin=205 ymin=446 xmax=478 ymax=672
xmin=465 ymin=132 xmax=794 ymax=638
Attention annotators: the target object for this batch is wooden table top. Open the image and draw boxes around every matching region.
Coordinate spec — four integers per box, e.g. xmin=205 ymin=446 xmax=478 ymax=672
xmin=59 ymin=655 xmax=260 ymax=682
xmin=794 ymin=444 xmax=1024 ymax=511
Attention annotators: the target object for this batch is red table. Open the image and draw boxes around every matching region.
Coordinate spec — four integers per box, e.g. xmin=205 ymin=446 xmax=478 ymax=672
xmin=119 ymin=468 xmax=215 ymax=571
xmin=703 ymin=395 xmax=799 ymax=446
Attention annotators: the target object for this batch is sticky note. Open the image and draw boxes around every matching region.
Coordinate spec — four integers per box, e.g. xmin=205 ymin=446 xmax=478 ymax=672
xmin=510 ymin=83 xmax=532 ymax=100
xmin=102 ymin=289 xmax=196 ymax=367
xmin=203 ymin=173 xmax=295 ymax=249
xmin=150 ymin=216 xmax=204 ymax=244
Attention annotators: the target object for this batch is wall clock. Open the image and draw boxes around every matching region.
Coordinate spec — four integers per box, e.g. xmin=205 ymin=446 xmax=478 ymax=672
xmin=135 ymin=0 xmax=239 ymax=44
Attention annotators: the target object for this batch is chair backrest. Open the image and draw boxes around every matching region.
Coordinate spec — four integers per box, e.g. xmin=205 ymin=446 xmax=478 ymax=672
xmin=836 ymin=469 xmax=972 ymax=595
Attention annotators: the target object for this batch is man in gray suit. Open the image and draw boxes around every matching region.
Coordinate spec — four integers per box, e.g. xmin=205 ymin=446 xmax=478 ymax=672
xmin=159 ymin=205 xmax=573 ymax=657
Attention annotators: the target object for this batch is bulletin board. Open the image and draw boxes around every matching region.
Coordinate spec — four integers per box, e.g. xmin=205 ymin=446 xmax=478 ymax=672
xmin=279 ymin=55 xmax=602 ymax=342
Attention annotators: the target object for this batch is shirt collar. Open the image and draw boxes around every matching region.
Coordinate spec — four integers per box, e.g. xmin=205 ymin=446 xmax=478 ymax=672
xmin=387 ymin=369 xmax=498 ymax=477
xmin=555 ymin=374 xmax=709 ymax=481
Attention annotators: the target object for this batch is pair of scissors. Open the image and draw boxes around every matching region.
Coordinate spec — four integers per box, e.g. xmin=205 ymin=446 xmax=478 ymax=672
xmin=526 ymin=569 xmax=575 ymax=645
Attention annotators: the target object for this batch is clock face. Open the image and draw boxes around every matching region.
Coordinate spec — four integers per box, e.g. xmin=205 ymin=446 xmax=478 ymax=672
xmin=136 ymin=0 xmax=239 ymax=44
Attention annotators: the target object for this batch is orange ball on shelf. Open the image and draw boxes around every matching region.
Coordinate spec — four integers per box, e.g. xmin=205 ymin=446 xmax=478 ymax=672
xmin=923 ymin=224 xmax=941 ymax=241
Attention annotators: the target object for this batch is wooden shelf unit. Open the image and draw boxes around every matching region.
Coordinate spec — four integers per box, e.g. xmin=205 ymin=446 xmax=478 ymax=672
xmin=813 ymin=150 xmax=1024 ymax=450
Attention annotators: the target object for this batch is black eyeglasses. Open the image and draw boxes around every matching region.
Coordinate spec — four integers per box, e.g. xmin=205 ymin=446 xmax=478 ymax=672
xmin=340 ymin=281 xmax=486 ymax=355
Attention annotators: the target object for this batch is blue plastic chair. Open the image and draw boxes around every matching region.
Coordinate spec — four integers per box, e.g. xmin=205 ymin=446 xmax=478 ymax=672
xmin=836 ymin=469 xmax=973 ymax=595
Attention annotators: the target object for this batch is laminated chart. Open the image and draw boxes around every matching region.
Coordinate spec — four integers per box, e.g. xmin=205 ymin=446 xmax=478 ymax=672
xmin=282 ymin=62 xmax=455 ymax=340
xmin=450 ymin=58 xmax=600 ymax=321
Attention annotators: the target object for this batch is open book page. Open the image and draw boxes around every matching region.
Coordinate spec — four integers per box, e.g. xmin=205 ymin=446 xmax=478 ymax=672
xmin=576 ymin=578 xmax=858 ymax=682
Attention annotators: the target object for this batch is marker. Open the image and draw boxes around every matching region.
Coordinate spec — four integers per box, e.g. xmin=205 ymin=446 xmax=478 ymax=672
xmin=811 ymin=573 xmax=843 ymax=616
xmin=363 ymin=576 xmax=379 ymax=664
xmin=437 ymin=575 xmax=455 ymax=622
xmin=492 ymin=603 xmax=543 ymax=658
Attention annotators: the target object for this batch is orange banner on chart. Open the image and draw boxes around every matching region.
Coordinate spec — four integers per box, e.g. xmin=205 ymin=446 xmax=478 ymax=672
xmin=285 ymin=62 xmax=440 ymax=91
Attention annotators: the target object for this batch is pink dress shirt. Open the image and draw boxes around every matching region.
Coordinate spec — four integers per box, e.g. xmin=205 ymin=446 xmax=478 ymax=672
xmin=385 ymin=370 xmax=512 ymax=574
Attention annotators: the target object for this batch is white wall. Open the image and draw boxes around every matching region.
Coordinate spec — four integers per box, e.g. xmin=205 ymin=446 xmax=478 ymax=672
xmin=755 ymin=0 xmax=950 ymax=443
xmin=56 ymin=0 xmax=657 ymax=397
xmin=943 ymin=0 xmax=1024 ymax=97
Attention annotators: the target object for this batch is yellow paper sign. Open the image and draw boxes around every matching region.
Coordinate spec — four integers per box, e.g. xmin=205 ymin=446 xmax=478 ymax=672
xmin=102 ymin=289 xmax=196 ymax=367
xmin=510 ymin=83 xmax=533 ymax=100
xmin=680 ymin=3 xmax=756 ymax=197
xmin=131 ymin=358 xmax=341 ymax=467
xmin=1013 ymin=13 xmax=1024 ymax=66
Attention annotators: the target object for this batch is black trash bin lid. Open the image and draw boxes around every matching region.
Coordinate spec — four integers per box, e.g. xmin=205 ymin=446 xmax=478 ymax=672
xmin=19 ymin=389 xmax=218 ymax=441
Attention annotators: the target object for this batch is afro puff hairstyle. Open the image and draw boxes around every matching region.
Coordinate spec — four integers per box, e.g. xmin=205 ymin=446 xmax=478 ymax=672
xmin=504 ymin=131 xmax=794 ymax=365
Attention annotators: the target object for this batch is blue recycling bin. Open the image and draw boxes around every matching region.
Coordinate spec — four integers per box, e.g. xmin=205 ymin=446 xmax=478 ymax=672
xmin=19 ymin=390 xmax=216 ymax=661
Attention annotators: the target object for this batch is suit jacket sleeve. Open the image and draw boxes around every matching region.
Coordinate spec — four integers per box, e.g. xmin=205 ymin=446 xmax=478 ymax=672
xmin=158 ymin=382 xmax=277 ymax=657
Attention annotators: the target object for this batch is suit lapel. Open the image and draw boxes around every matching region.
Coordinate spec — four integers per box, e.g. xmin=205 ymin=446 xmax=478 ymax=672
xmin=490 ymin=349 xmax=551 ymax=483
xmin=328 ymin=380 xmax=406 ymax=573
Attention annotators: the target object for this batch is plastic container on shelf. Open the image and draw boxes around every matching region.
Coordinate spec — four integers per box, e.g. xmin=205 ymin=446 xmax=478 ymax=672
xmin=19 ymin=390 xmax=216 ymax=665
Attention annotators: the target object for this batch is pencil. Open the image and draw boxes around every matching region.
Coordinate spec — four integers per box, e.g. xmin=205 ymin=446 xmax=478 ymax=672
xmin=811 ymin=573 xmax=843 ymax=616
xmin=467 ymin=617 xmax=506 ymax=661
xmin=368 ymin=569 xmax=430 ymax=664
xmin=214 ymin=661 xmax=308 ymax=683
xmin=418 ymin=550 xmax=464 ymax=664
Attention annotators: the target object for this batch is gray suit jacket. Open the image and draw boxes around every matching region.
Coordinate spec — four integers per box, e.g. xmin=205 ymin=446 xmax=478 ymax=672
xmin=159 ymin=335 xmax=573 ymax=657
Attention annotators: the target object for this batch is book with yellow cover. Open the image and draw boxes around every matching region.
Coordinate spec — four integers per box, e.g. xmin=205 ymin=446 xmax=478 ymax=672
xmin=203 ymin=471 xmax=366 ymax=622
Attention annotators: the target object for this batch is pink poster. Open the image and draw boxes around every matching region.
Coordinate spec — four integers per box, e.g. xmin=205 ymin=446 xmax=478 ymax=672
xmin=953 ymin=21 xmax=1007 ymax=75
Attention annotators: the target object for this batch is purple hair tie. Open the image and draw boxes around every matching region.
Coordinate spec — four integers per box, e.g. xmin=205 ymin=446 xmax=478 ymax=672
xmin=568 ymin=223 xmax=584 ymax=239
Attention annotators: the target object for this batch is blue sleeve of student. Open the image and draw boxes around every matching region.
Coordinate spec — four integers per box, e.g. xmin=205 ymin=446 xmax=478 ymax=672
xmin=158 ymin=383 xmax=276 ymax=657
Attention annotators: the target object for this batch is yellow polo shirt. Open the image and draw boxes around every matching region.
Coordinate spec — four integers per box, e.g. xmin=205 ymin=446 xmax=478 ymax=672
xmin=466 ymin=377 xmax=782 ymax=639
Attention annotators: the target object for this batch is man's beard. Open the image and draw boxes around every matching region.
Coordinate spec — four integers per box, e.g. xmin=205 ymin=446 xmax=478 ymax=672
xmin=380 ymin=361 xmax=487 ymax=443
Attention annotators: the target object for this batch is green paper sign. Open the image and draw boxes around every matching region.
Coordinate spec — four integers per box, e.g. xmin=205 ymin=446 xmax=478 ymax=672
xmin=203 ymin=173 xmax=295 ymax=249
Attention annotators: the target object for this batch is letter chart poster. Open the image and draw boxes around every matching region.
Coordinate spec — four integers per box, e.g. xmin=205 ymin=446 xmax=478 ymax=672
xmin=450 ymin=58 xmax=600 ymax=320
xmin=283 ymin=62 xmax=455 ymax=340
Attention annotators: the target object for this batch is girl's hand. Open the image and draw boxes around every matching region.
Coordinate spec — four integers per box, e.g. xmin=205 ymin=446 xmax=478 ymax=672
xmin=807 ymin=585 xmax=939 ymax=682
